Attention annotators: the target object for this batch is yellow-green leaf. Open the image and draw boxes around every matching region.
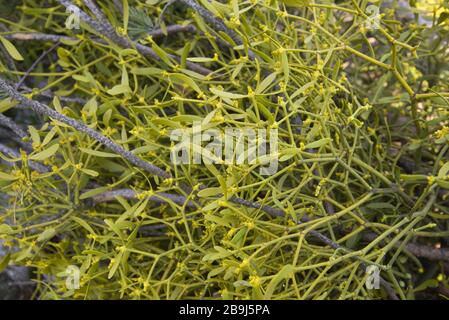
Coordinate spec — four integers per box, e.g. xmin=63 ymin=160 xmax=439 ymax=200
xmin=37 ymin=228 xmax=56 ymax=242
xmin=59 ymin=37 xmax=81 ymax=46
xmin=0 ymin=35 xmax=24 ymax=61
xmin=123 ymin=0 xmax=129 ymax=32
xmin=437 ymin=180 xmax=449 ymax=189
xmin=151 ymin=42 xmax=173 ymax=66
xmin=304 ymin=138 xmax=331 ymax=149
xmin=281 ymin=50 xmax=289 ymax=83
xmin=108 ymin=251 xmax=123 ymax=279
xmin=197 ymin=187 xmax=223 ymax=198
xmin=29 ymin=144 xmax=60 ymax=161
xmin=0 ymin=252 xmax=11 ymax=272
xmin=79 ymin=147 xmax=119 ymax=158
xmin=264 ymin=264 xmax=294 ymax=299
xmin=130 ymin=67 xmax=163 ymax=75
xmin=0 ymin=171 xmax=19 ymax=181
xmin=187 ymin=57 xmax=215 ymax=63
xmin=71 ymin=216 xmax=96 ymax=234
xmin=279 ymin=0 xmax=310 ymax=7
xmin=210 ymin=87 xmax=246 ymax=99
xmin=81 ymin=168 xmax=99 ymax=177
xmin=438 ymin=162 xmax=449 ymax=179
xmin=0 ymin=224 xmax=13 ymax=234
xmin=107 ymin=84 xmax=131 ymax=95
xmin=256 ymin=72 xmax=277 ymax=94
xmin=79 ymin=186 xmax=109 ymax=200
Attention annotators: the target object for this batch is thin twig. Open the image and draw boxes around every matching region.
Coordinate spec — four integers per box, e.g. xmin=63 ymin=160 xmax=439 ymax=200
xmin=15 ymin=42 xmax=60 ymax=89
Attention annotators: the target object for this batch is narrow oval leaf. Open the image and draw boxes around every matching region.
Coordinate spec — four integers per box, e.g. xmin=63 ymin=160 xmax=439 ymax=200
xmin=304 ymin=138 xmax=331 ymax=149
xmin=256 ymin=72 xmax=277 ymax=94
xmin=210 ymin=87 xmax=247 ymax=99
xmin=37 ymin=228 xmax=56 ymax=242
xmin=197 ymin=187 xmax=223 ymax=198
xmin=81 ymin=168 xmax=99 ymax=177
xmin=0 ymin=224 xmax=13 ymax=234
xmin=438 ymin=162 xmax=449 ymax=179
xmin=264 ymin=264 xmax=294 ymax=299
xmin=0 ymin=171 xmax=19 ymax=181
xmin=79 ymin=186 xmax=110 ymax=200
xmin=0 ymin=252 xmax=11 ymax=272
xmin=79 ymin=148 xmax=120 ymax=158
xmin=0 ymin=36 xmax=24 ymax=61
xmin=29 ymin=144 xmax=60 ymax=161
xmin=107 ymin=84 xmax=131 ymax=95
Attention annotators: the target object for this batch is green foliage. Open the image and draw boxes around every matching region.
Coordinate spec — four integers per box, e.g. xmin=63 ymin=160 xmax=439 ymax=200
xmin=0 ymin=0 xmax=449 ymax=300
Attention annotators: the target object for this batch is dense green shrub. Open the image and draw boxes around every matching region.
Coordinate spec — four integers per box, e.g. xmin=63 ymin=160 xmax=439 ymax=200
xmin=0 ymin=0 xmax=449 ymax=300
